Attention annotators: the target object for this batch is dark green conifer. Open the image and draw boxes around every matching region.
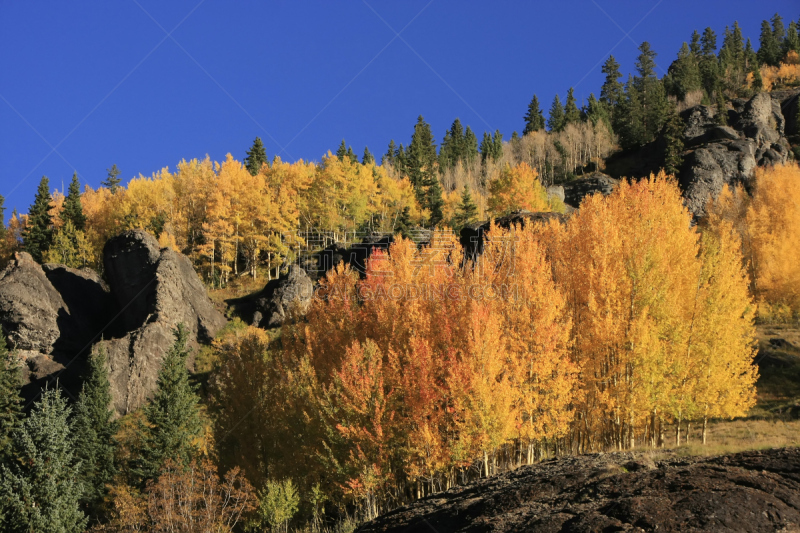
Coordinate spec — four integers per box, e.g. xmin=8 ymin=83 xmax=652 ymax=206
xmin=336 ymin=140 xmax=348 ymax=162
xmin=245 ymin=137 xmax=268 ymax=176
xmin=383 ymin=140 xmax=397 ymax=166
xmin=395 ymin=206 xmax=412 ymax=238
xmin=0 ymin=195 xmax=7 ymax=246
xmin=0 ymin=332 xmax=22 ymax=460
xmin=689 ymin=30 xmax=702 ymax=55
xmin=23 ymin=176 xmax=54 ymax=263
xmin=452 ymin=185 xmax=479 ymax=230
xmin=362 ymin=146 xmax=375 ymax=165
xmin=101 ymin=164 xmax=122 ymax=194
xmin=547 ymin=94 xmax=566 ymax=132
xmin=0 ymin=388 xmax=86 ymax=533
xmin=479 ymin=132 xmax=493 ymax=163
xmin=600 ymin=55 xmax=624 ymax=108
xmin=716 ymin=91 xmax=728 ymax=125
xmin=784 ymin=21 xmax=800 ymax=55
xmin=133 ymin=324 xmax=203 ymax=484
xmin=463 ymin=127 xmax=479 ymax=165
xmin=523 ymin=94 xmax=546 ymax=134
xmin=406 ymin=116 xmax=438 ymax=203
xmin=758 ymin=19 xmax=782 ymax=67
xmin=564 ymin=88 xmax=581 ymax=126
xmin=61 ymin=173 xmax=86 ymax=232
xmin=663 ymin=104 xmax=685 ymax=176
xmin=73 ymin=346 xmax=118 ymax=517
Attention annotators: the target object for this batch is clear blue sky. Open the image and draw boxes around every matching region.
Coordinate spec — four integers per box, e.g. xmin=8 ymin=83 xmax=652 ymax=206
xmin=1 ymin=1 xmax=796 ymax=215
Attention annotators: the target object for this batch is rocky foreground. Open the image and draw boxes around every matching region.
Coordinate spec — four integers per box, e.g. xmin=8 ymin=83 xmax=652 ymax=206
xmin=357 ymin=447 xmax=800 ymax=532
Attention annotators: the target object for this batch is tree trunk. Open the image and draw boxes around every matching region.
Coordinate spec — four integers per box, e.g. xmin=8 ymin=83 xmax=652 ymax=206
xmin=702 ymin=417 xmax=708 ymax=445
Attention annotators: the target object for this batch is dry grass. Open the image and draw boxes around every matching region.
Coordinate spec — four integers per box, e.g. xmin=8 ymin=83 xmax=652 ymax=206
xmin=648 ymin=323 xmax=800 ymax=458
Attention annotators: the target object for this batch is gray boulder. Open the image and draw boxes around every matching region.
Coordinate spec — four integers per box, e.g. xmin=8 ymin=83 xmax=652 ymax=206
xmin=100 ymin=230 xmax=226 ymax=414
xmin=562 ymin=172 xmax=619 ymax=209
xmin=253 ymin=265 xmax=314 ymax=328
xmin=0 ymin=252 xmax=65 ymax=355
xmin=679 ymin=92 xmax=791 ymax=218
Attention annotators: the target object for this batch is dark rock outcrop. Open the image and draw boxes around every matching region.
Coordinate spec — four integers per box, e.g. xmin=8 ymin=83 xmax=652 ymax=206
xmin=562 ymin=172 xmax=619 ymax=209
xmin=0 ymin=252 xmax=65 ymax=356
xmin=99 ymin=230 xmax=226 ymax=414
xmin=680 ymin=92 xmax=791 ymax=217
xmin=358 ymin=447 xmax=800 ymax=533
xmin=42 ymin=263 xmax=116 ymax=353
xmin=229 ymin=265 xmax=314 ymax=329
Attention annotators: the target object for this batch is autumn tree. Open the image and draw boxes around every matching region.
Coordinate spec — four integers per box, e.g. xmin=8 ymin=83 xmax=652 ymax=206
xmin=487 ymin=163 xmax=554 ymax=218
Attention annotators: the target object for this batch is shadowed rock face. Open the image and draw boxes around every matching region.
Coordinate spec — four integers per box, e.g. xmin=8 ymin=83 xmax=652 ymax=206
xmin=99 ymin=230 xmax=226 ymax=414
xmin=0 ymin=230 xmax=226 ymax=415
xmin=680 ymin=92 xmax=791 ymax=218
xmin=357 ymin=447 xmax=800 ymax=533
xmin=0 ymin=252 xmax=65 ymax=356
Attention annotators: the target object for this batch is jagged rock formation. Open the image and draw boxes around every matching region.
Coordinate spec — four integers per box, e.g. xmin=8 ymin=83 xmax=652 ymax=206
xmin=358 ymin=447 xmax=800 ymax=533
xmin=681 ymin=92 xmax=791 ymax=217
xmin=229 ymin=264 xmax=314 ymax=329
xmin=0 ymin=230 xmax=225 ymax=414
xmin=99 ymin=230 xmax=226 ymax=414
xmin=0 ymin=252 xmax=66 ymax=357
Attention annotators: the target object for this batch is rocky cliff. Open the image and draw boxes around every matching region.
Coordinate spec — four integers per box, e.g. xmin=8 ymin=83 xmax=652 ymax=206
xmin=358 ymin=447 xmax=800 ymax=533
xmin=0 ymin=230 xmax=226 ymax=414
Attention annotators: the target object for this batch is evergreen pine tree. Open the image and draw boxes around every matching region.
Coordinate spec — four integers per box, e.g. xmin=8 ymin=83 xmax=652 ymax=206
xmin=663 ymin=104 xmax=685 ymax=176
xmin=758 ymin=19 xmax=782 ymax=67
xmin=523 ymin=94 xmax=546 ymax=134
xmin=585 ymin=93 xmax=612 ymax=128
xmin=463 ymin=127 xmax=479 ymax=165
xmin=0 ymin=194 xmax=7 ymax=249
xmin=479 ymin=131 xmax=493 ymax=163
xmin=0 ymin=388 xmax=86 ymax=533
xmin=689 ymin=30 xmax=702 ymax=55
xmin=744 ymin=38 xmax=758 ymax=73
xmin=492 ymin=130 xmax=504 ymax=161
xmin=362 ymin=146 xmax=375 ymax=165
xmin=395 ymin=206 xmax=412 ymax=239
xmin=564 ymin=87 xmax=581 ymax=125
xmin=511 ymin=131 xmax=519 ymax=141
xmin=245 ymin=137 xmax=268 ymax=176
xmin=0 ymin=332 xmax=22 ymax=460
xmin=383 ymin=140 xmax=397 ymax=166
xmin=666 ymin=42 xmax=702 ymax=99
xmin=452 ymin=185 xmax=479 ymax=230
xmin=72 ymin=346 xmax=118 ymax=516
xmin=771 ymin=13 xmax=786 ymax=47
xmin=22 ymin=176 xmax=54 ymax=263
xmin=547 ymin=94 xmax=566 ymax=132
xmin=336 ymin=140 xmax=348 ymax=162
xmin=785 ymin=21 xmax=800 ymax=55
xmin=600 ymin=55 xmax=624 ymax=108
xmin=61 ymin=173 xmax=86 ymax=232
xmin=133 ymin=324 xmax=203 ymax=484
xmin=699 ymin=27 xmax=721 ymax=97
xmin=425 ymin=175 xmax=445 ymax=228
xmin=716 ymin=91 xmax=728 ymax=125
xmin=632 ymin=42 xmax=669 ymax=145
xmin=346 ymin=146 xmax=358 ymax=165
xmin=406 ymin=116 xmax=438 ymax=204
xmin=101 ymin=164 xmax=122 ymax=194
